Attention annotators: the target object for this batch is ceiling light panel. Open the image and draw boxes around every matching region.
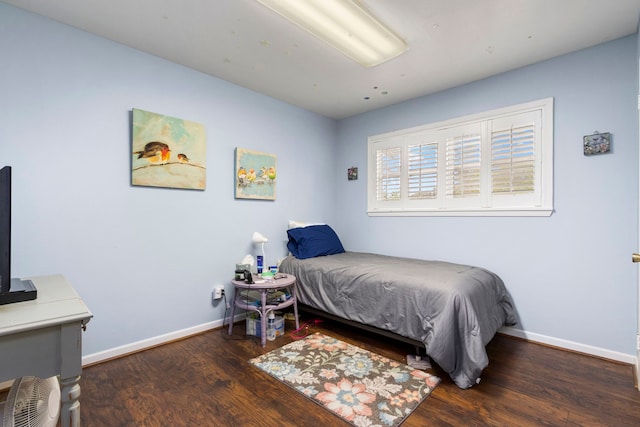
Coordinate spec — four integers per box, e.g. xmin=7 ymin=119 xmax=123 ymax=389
xmin=255 ymin=0 xmax=407 ymax=67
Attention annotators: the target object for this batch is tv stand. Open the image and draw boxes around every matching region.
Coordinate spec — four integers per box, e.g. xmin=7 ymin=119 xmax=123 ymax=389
xmin=0 ymin=277 xmax=37 ymax=305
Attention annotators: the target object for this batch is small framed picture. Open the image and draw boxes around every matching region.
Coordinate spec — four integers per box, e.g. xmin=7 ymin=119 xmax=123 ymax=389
xmin=583 ymin=132 xmax=611 ymax=155
xmin=348 ymin=167 xmax=358 ymax=180
xmin=234 ymin=147 xmax=277 ymax=200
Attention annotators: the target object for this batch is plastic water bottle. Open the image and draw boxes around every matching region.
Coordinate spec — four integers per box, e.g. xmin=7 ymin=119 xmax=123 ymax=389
xmin=267 ymin=312 xmax=276 ymax=341
xmin=257 ymin=256 xmax=263 ymax=274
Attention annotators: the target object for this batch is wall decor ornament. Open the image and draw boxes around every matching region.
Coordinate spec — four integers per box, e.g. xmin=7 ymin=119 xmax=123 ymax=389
xmin=234 ymin=148 xmax=277 ymax=200
xmin=131 ymin=108 xmax=206 ymax=190
xmin=583 ymin=131 xmax=611 ymax=156
xmin=348 ymin=166 xmax=358 ymax=180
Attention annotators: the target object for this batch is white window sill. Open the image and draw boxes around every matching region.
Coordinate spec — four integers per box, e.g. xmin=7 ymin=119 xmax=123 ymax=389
xmin=367 ymin=207 xmax=553 ymax=217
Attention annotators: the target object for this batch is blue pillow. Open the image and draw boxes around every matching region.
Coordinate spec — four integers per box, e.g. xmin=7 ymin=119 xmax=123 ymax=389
xmin=287 ymin=224 xmax=345 ymax=259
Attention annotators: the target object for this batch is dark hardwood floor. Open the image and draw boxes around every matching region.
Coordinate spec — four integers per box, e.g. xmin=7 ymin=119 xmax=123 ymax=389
xmin=77 ymin=315 xmax=640 ymax=426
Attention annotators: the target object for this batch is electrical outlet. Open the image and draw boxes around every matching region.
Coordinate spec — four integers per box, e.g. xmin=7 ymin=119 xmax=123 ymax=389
xmin=213 ymin=286 xmax=224 ymax=300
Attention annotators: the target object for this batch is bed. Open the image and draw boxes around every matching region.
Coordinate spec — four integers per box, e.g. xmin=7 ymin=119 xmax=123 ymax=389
xmin=278 ymin=224 xmax=517 ymax=389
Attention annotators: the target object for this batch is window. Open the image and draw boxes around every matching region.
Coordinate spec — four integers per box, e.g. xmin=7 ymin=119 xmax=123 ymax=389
xmin=368 ymin=98 xmax=553 ymax=216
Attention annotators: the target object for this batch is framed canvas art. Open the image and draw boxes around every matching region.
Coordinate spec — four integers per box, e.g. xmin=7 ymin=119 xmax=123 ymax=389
xmin=234 ymin=148 xmax=277 ymax=200
xmin=583 ymin=131 xmax=611 ymax=156
xmin=348 ymin=167 xmax=358 ymax=180
xmin=132 ymin=108 xmax=206 ymax=190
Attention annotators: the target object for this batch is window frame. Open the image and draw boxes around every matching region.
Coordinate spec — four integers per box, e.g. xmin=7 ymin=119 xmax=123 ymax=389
xmin=367 ymin=98 xmax=554 ymax=217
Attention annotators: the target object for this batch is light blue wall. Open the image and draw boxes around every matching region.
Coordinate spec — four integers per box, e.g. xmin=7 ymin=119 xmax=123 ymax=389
xmin=2 ymin=2 xmax=639 ymax=360
xmin=0 ymin=4 xmax=337 ymax=355
xmin=335 ymin=36 xmax=639 ymax=356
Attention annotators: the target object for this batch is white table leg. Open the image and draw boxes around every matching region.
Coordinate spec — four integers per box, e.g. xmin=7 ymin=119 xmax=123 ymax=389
xmin=59 ymin=375 xmax=81 ymax=427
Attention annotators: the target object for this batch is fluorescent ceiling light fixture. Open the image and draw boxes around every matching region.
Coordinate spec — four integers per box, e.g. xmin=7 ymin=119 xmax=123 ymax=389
xmin=256 ymin=0 xmax=407 ymax=67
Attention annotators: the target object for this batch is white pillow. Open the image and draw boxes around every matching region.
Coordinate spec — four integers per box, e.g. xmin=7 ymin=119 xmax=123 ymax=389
xmin=288 ymin=219 xmax=325 ymax=229
xmin=288 ymin=220 xmax=307 ymax=229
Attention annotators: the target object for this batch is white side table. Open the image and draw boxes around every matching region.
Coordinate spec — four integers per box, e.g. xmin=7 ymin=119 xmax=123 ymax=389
xmin=228 ymin=274 xmax=299 ymax=347
xmin=0 ymin=274 xmax=92 ymax=427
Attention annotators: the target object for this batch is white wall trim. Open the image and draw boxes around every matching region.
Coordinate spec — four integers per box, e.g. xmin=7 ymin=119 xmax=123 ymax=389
xmin=81 ymin=319 xmax=637 ymax=368
xmin=82 ymin=314 xmax=245 ymax=366
xmin=501 ymin=326 xmax=636 ymax=365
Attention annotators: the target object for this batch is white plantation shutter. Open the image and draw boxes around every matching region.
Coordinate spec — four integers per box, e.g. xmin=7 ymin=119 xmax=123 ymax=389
xmin=488 ymin=110 xmax=542 ymax=209
xmin=376 ymin=147 xmax=401 ymax=201
xmin=408 ymin=142 xmax=438 ymax=200
xmin=491 ymin=124 xmax=535 ymax=194
xmin=368 ymin=98 xmax=553 ymax=216
xmin=445 ymin=133 xmax=481 ymax=198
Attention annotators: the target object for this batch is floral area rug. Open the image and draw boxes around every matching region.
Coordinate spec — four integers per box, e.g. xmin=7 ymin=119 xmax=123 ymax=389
xmin=249 ymin=333 xmax=440 ymax=427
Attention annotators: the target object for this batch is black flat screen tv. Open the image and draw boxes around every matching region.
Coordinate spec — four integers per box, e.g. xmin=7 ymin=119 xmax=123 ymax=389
xmin=0 ymin=166 xmax=37 ymax=305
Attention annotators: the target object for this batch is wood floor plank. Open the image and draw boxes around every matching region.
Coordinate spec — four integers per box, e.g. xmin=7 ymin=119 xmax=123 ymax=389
xmin=78 ymin=316 xmax=640 ymax=426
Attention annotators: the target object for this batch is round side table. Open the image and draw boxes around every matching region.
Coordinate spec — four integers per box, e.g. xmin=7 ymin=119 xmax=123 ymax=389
xmin=228 ymin=274 xmax=299 ymax=347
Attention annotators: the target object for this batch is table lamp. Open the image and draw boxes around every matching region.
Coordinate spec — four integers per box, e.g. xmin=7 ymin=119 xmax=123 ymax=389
xmin=252 ymin=232 xmax=268 ymax=273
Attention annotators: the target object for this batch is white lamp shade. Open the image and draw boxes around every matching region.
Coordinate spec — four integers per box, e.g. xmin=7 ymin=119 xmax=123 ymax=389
xmin=252 ymin=232 xmax=269 ymax=244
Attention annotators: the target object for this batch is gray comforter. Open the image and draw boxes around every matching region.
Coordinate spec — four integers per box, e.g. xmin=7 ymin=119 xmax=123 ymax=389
xmin=278 ymin=252 xmax=517 ymax=389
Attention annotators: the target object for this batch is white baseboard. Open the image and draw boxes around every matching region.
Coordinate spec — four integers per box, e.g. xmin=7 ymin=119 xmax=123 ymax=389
xmin=82 ymin=314 xmax=245 ymax=366
xmin=81 ymin=318 xmax=636 ymax=367
xmin=500 ymin=326 xmax=636 ymax=365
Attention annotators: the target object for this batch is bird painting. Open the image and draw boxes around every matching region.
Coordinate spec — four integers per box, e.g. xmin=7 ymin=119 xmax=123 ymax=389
xmin=234 ymin=147 xmax=276 ymax=200
xmin=132 ymin=108 xmax=206 ymax=190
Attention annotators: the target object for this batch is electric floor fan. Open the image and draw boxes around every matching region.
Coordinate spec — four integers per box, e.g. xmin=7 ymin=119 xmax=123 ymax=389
xmin=0 ymin=376 xmax=60 ymax=427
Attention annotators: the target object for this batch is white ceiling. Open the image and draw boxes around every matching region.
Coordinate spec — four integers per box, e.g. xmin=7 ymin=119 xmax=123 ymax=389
xmin=4 ymin=0 xmax=640 ymax=119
